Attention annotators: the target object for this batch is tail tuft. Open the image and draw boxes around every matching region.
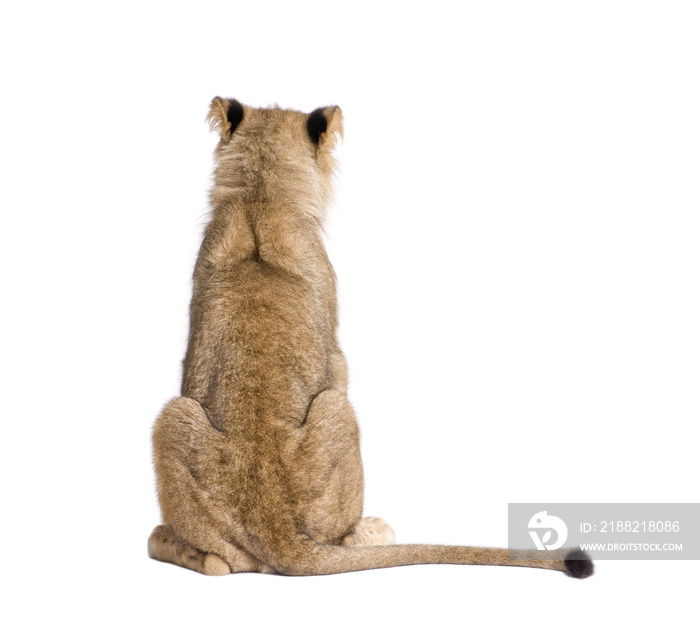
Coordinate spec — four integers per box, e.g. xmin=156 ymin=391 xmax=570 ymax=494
xmin=563 ymin=548 xmax=594 ymax=579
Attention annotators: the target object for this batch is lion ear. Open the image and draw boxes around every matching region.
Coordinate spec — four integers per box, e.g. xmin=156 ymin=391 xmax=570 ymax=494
xmin=306 ymin=106 xmax=343 ymax=149
xmin=207 ymin=97 xmax=244 ymax=142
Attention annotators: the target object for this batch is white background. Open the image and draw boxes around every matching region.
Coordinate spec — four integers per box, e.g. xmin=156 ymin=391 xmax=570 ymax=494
xmin=1 ymin=1 xmax=698 ymax=616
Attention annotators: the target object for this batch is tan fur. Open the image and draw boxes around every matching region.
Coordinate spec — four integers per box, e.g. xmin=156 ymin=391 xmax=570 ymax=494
xmin=149 ymin=98 xmax=592 ymax=578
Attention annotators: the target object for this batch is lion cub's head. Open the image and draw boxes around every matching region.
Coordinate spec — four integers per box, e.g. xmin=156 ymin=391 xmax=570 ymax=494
xmin=207 ymin=98 xmax=343 ymax=223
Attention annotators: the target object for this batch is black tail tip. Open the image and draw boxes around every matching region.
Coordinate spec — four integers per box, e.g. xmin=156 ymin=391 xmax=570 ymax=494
xmin=564 ymin=548 xmax=594 ymax=579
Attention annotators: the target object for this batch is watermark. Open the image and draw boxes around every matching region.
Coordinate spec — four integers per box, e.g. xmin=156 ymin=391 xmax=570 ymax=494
xmin=528 ymin=511 xmax=568 ymax=550
xmin=508 ymin=503 xmax=699 ymax=560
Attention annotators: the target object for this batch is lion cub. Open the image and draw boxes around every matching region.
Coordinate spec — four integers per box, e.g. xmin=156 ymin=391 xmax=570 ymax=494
xmin=148 ymin=98 xmax=593 ymax=578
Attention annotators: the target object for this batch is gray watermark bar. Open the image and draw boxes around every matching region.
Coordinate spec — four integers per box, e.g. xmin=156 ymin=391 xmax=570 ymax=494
xmin=508 ymin=503 xmax=699 ymax=560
